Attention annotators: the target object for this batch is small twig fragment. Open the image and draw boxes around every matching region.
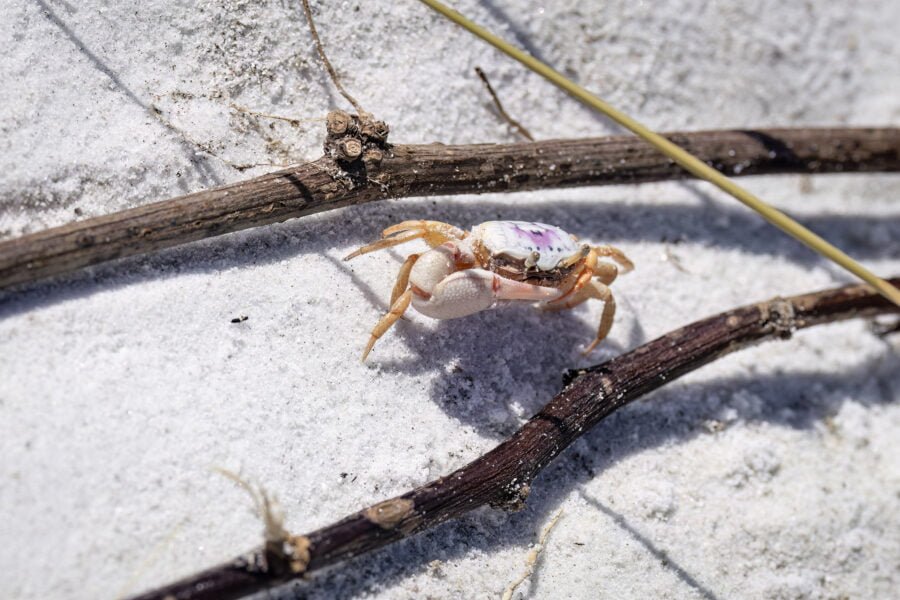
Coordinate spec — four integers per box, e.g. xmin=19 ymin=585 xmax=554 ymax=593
xmin=300 ymin=0 xmax=368 ymax=118
xmin=216 ymin=469 xmax=290 ymax=545
xmin=475 ymin=66 xmax=535 ymax=141
xmin=230 ymin=102 xmax=319 ymax=128
xmin=661 ymin=246 xmax=689 ymax=273
xmin=215 ymin=469 xmax=311 ymax=576
xmin=501 ymin=509 xmax=563 ymax=600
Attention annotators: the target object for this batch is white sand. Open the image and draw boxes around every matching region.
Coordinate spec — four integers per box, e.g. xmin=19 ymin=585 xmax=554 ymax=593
xmin=1 ymin=1 xmax=898 ymax=598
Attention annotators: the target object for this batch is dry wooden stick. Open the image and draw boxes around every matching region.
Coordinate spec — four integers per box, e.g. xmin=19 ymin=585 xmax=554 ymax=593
xmin=128 ymin=277 xmax=899 ymax=600
xmin=1 ymin=127 xmax=898 ymax=291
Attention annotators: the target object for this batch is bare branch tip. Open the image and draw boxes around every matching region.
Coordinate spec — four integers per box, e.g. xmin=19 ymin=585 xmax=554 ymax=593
xmin=300 ymin=0 xmax=367 ymax=117
xmin=474 ymin=65 xmax=535 ymax=142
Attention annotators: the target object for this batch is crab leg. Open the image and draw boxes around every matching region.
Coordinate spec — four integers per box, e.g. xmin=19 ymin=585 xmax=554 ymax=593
xmin=344 ymin=220 xmax=467 ymax=260
xmin=592 ymin=261 xmax=619 ymax=286
xmin=593 ymin=245 xmax=634 ymax=272
xmin=547 ymin=266 xmax=594 ymax=306
xmin=362 ymin=289 xmax=413 ymax=361
xmin=539 ymin=280 xmax=617 ymax=353
xmin=539 ymin=278 xmax=598 ymax=312
xmin=547 ymin=248 xmax=599 ymax=306
xmin=550 ymin=246 xmax=628 ymax=304
xmin=583 ymin=281 xmax=616 ymax=354
xmin=390 ymin=253 xmax=420 ymax=305
xmin=343 ymin=230 xmax=426 ymax=260
xmin=382 ymin=220 xmax=467 ymax=243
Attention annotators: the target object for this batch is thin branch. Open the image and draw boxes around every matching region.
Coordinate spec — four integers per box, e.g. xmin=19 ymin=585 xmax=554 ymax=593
xmin=300 ymin=0 xmax=368 ymax=117
xmin=1 ymin=127 xmax=898 ymax=291
xmin=229 ymin=102 xmax=319 ymax=128
xmin=475 ymin=66 xmax=535 ymax=141
xmin=127 ymin=278 xmax=899 ymax=600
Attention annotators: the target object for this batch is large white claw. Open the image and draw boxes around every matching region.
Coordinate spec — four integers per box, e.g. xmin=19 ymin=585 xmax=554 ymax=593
xmin=412 ymin=269 xmax=560 ymax=320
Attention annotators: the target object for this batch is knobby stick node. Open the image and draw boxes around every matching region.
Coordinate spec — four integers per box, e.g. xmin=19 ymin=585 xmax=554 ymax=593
xmin=323 ymin=109 xmax=390 ymax=167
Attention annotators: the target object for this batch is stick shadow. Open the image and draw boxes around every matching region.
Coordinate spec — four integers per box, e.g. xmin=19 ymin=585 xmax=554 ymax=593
xmin=33 ymin=0 xmax=223 ymax=189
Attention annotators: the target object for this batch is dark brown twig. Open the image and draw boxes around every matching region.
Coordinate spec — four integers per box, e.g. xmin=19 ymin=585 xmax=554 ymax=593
xmin=475 ymin=66 xmax=535 ymax=141
xmin=1 ymin=127 xmax=898 ymax=291
xmin=127 ymin=277 xmax=900 ymax=600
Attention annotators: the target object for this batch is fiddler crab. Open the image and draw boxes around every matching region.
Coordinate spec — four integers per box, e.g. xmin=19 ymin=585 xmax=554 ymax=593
xmin=344 ymin=220 xmax=634 ymax=361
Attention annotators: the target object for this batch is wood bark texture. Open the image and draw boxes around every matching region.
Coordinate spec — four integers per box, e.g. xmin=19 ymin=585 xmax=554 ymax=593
xmin=2 ymin=127 xmax=898 ymax=290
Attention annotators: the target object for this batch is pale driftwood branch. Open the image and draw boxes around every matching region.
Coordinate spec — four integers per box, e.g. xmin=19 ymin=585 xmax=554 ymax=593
xmin=128 ymin=278 xmax=900 ymax=600
xmin=1 ymin=127 xmax=898 ymax=291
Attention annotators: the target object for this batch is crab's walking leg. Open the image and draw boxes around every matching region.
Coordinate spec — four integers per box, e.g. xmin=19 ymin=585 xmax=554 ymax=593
xmin=592 ymin=262 xmax=619 ymax=286
xmin=412 ymin=269 xmax=561 ymax=320
xmin=548 ymin=267 xmax=594 ymax=306
xmin=593 ymin=245 xmax=634 ymax=272
xmin=583 ymin=281 xmax=616 ymax=355
xmin=362 ymin=289 xmax=413 ymax=361
xmin=547 ymin=244 xmax=628 ymax=312
xmin=344 ymin=231 xmax=426 ymax=260
xmin=391 ymin=254 xmax=420 ymax=305
xmin=344 ymin=221 xmax=467 ymax=260
xmin=539 ymin=279 xmax=598 ymax=312
xmin=540 ymin=280 xmax=617 ymax=353
xmin=548 ymin=248 xmax=598 ymax=306
xmin=383 ymin=220 xmax=467 ymax=246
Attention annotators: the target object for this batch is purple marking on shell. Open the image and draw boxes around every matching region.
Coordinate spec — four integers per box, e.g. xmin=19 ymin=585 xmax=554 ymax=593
xmin=476 ymin=221 xmax=580 ymax=271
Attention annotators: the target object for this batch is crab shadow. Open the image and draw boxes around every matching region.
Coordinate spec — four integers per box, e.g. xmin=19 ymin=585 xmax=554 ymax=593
xmin=367 ymin=300 xmax=644 ymax=438
xmin=2 ymin=183 xmax=899 ymax=321
xmin=267 ymin=347 xmax=898 ymax=599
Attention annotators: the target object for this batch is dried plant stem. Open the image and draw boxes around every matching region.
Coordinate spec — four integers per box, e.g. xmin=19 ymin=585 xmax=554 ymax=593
xmin=127 ymin=278 xmax=899 ymax=600
xmin=1 ymin=127 xmax=897 ymax=291
xmin=501 ymin=509 xmax=563 ymax=600
xmin=300 ymin=0 xmax=367 ymax=117
xmin=475 ymin=66 xmax=535 ymax=141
